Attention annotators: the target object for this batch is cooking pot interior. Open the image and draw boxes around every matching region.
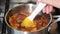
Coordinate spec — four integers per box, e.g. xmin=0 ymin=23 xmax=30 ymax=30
xmin=5 ymin=4 xmax=51 ymax=32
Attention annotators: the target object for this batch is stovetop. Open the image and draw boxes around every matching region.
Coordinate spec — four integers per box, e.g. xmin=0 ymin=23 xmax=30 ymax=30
xmin=0 ymin=2 xmax=60 ymax=34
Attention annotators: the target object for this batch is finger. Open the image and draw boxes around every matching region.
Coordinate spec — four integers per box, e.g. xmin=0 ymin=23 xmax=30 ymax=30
xmin=46 ymin=5 xmax=50 ymax=14
xmin=49 ymin=5 xmax=53 ymax=12
xmin=42 ymin=7 xmax=46 ymax=13
xmin=46 ymin=5 xmax=53 ymax=14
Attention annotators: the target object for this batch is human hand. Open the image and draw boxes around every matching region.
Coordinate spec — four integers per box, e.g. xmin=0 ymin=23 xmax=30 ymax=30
xmin=37 ymin=0 xmax=53 ymax=14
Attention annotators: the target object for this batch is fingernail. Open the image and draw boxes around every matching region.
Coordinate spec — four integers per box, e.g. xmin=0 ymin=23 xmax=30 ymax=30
xmin=46 ymin=12 xmax=49 ymax=14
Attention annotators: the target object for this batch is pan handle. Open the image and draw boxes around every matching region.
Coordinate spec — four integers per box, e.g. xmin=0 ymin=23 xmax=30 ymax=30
xmin=48 ymin=15 xmax=60 ymax=32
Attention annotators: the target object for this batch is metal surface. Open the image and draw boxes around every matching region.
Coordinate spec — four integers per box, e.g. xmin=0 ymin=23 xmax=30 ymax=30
xmin=5 ymin=3 xmax=52 ymax=34
xmin=10 ymin=0 xmax=36 ymax=3
xmin=0 ymin=1 xmax=60 ymax=34
xmin=0 ymin=4 xmax=5 ymax=17
xmin=0 ymin=18 xmax=3 ymax=34
xmin=10 ymin=0 xmax=31 ymax=3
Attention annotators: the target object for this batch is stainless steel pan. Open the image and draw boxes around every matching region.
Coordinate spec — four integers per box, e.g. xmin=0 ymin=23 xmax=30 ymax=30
xmin=5 ymin=3 xmax=60 ymax=34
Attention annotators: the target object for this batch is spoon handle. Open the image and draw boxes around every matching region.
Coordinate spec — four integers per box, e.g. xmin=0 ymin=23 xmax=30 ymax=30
xmin=28 ymin=2 xmax=46 ymax=21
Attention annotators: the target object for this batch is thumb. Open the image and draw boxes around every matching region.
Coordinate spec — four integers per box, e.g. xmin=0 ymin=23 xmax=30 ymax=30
xmin=36 ymin=0 xmax=41 ymax=6
xmin=41 ymin=0 xmax=54 ymax=6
